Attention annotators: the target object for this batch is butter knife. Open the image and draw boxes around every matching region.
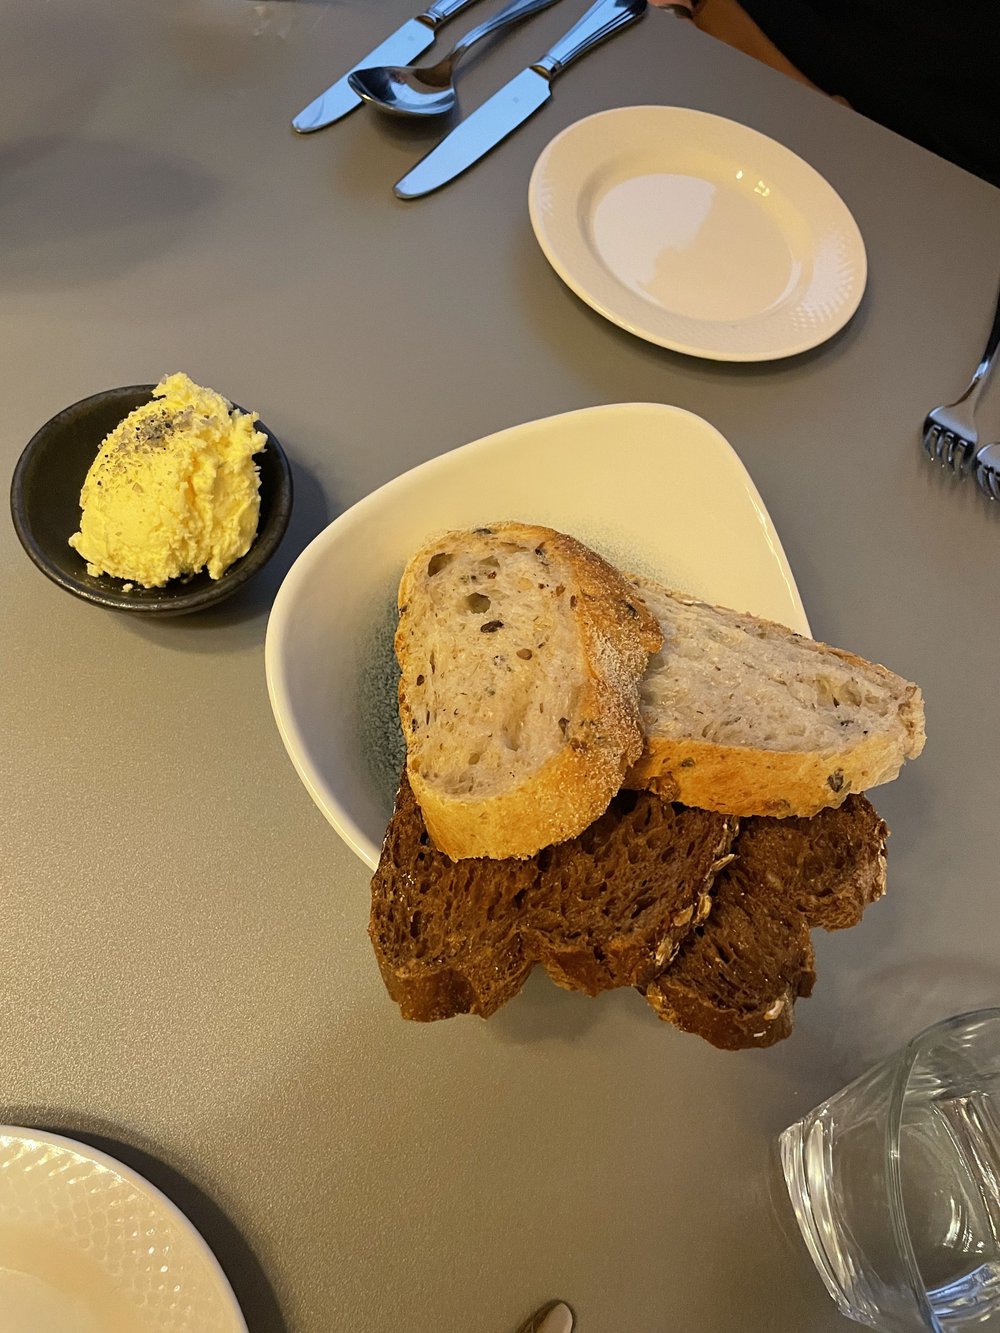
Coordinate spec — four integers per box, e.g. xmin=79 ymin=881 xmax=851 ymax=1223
xmin=394 ymin=0 xmax=646 ymax=198
xmin=292 ymin=0 xmax=482 ymax=133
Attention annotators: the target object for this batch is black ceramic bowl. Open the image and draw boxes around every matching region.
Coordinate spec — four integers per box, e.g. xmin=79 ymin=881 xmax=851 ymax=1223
xmin=10 ymin=384 xmax=293 ymax=615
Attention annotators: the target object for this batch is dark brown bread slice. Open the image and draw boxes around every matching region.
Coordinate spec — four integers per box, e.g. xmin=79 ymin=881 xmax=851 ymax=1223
xmin=530 ymin=793 xmax=737 ymax=994
xmin=369 ymin=778 xmax=536 ymax=1021
xmin=643 ymin=794 xmax=888 ymax=1050
xmin=369 ymin=777 xmax=737 ymax=1021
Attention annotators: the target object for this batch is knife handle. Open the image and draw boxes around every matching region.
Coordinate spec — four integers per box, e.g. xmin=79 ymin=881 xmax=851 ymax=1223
xmin=451 ymin=0 xmax=563 ymax=60
xmin=423 ymin=0 xmax=486 ymax=25
xmin=534 ymin=0 xmax=646 ymax=75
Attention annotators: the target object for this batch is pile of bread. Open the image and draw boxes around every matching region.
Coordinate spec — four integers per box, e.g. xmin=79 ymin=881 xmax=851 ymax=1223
xmin=369 ymin=523 xmax=925 ymax=1049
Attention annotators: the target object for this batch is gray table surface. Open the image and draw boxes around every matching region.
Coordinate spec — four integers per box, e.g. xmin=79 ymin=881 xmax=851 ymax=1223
xmin=3 ymin=1 xmax=1000 ymax=1330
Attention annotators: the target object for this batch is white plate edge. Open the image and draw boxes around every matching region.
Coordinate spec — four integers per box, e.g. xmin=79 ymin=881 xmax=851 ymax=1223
xmin=0 ymin=1124 xmax=249 ymax=1333
xmin=265 ymin=402 xmax=810 ymax=870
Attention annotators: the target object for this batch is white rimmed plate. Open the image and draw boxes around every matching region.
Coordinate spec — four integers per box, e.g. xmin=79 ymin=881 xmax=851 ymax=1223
xmin=265 ymin=403 xmax=809 ymax=870
xmin=528 ymin=106 xmax=867 ymax=362
xmin=0 ymin=1126 xmax=247 ymax=1333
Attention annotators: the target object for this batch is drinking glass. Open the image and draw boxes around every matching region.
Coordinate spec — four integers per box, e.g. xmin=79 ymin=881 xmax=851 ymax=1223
xmin=780 ymin=1008 xmax=1000 ymax=1331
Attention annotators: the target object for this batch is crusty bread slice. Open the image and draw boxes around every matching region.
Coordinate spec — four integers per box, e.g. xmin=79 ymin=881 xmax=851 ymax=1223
xmin=369 ymin=777 xmax=736 ymax=1021
xmin=644 ymin=794 xmax=887 ymax=1049
xmin=625 ymin=578 xmax=925 ymax=817
xmin=395 ymin=524 xmax=662 ymax=860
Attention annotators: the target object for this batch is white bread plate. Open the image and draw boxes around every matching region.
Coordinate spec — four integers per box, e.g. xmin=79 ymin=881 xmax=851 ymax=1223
xmin=264 ymin=403 xmax=809 ymax=870
xmin=0 ymin=1126 xmax=247 ymax=1333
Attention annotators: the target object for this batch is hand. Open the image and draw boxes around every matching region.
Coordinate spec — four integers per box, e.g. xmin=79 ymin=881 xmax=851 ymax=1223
xmin=650 ymin=0 xmax=698 ymax=15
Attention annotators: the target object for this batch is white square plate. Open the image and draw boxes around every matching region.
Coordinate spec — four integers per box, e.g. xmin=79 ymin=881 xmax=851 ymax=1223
xmin=265 ymin=403 xmax=809 ymax=869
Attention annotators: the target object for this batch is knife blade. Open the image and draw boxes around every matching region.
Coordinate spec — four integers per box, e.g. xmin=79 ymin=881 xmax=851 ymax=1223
xmin=292 ymin=0 xmax=482 ymax=133
xmin=394 ymin=0 xmax=646 ymax=197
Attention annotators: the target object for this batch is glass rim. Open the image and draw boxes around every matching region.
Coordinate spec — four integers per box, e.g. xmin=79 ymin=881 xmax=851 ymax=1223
xmin=884 ymin=1005 xmax=1000 ymax=1333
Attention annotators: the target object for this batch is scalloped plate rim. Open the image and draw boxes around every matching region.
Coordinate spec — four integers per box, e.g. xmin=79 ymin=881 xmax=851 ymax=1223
xmin=0 ymin=1124 xmax=248 ymax=1333
xmin=528 ymin=105 xmax=867 ymax=362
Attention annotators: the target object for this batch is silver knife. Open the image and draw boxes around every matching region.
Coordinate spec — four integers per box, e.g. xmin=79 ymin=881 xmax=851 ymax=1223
xmin=394 ymin=0 xmax=646 ymax=197
xmin=292 ymin=0 xmax=482 ymax=133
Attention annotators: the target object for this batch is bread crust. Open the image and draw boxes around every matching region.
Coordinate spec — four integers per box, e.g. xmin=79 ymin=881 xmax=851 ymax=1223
xmin=644 ymin=971 xmax=808 ymax=1050
xmin=412 ymin=717 xmax=634 ymax=861
xmin=374 ymin=954 xmax=533 ymax=1022
xmin=397 ymin=523 xmax=661 ymax=860
xmin=626 ymin=582 xmax=925 ymax=817
xmin=626 ymin=719 xmax=920 ymax=817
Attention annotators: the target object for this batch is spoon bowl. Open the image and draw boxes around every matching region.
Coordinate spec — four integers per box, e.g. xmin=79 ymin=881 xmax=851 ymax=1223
xmin=350 ymin=61 xmax=459 ymax=117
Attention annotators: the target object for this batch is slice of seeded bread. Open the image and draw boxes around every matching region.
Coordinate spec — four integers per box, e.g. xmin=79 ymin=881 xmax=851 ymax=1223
xmin=529 ymin=791 xmax=736 ymax=994
xmin=644 ymin=794 xmax=888 ymax=1049
xmin=370 ymin=778 xmax=536 ymax=1022
xmin=395 ymin=524 xmax=662 ymax=860
xmin=625 ymin=578 xmax=925 ymax=817
xmin=369 ymin=777 xmax=737 ymax=1021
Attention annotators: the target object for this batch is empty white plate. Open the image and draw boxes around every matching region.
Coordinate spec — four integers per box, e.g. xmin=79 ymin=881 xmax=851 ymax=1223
xmin=0 ymin=1127 xmax=247 ymax=1333
xmin=265 ymin=403 xmax=809 ymax=870
xmin=529 ymin=106 xmax=867 ymax=362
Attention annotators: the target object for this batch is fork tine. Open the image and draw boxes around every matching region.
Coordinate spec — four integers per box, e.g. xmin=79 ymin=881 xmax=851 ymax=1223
xmin=923 ymin=417 xmax=978 ymax=473
xmin=976 ymin=460 xmax=997 ymax=499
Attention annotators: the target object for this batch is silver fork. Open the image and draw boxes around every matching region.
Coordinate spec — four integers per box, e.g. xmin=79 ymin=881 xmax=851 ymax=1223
xmin=922 ymin=274 xmax=1000 ymax=473
xmin=973 ymin=440 xmax=1000 ymax=499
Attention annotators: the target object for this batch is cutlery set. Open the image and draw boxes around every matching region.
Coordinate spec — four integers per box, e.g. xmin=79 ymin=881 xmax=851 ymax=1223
xmin=348 ymin=0 xmax=563 ymax=118
xmin=923 ymin=274 xmax=1000 ymax=497
xmin=294 ymin=0 xmax=1000 ymax=508
xmin=292 ymin=0 xmax=647 ymax=197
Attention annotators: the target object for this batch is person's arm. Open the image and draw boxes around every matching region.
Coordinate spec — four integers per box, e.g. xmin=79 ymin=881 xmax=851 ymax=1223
xmin=654 ymin=0 xmax=828 ymax=93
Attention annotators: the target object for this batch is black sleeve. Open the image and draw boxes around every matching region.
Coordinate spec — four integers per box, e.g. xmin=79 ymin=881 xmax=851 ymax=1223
xmin=736 ymin=0 xmax=1000 ymax=186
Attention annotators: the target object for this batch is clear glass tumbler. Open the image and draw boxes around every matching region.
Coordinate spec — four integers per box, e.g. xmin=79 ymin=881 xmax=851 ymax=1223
xmin=780 ymin=1008 xmax=1000 ymax=1332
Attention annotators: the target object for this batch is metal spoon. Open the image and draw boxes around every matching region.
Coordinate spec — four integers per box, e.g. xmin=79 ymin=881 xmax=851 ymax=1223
xmin=348 ymin=0 xmax=562 ymax=117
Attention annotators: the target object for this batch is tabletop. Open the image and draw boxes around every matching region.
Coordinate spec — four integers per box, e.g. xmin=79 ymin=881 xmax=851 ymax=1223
xmin=3 ymin=1 xmax=1000 ymax=1331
